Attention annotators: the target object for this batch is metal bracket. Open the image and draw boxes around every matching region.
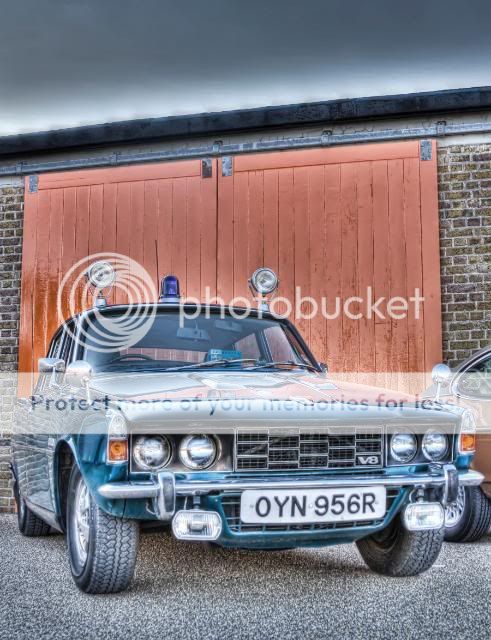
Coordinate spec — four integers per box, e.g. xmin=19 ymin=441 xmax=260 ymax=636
xmin=153 ymin=472 xmax=176 ymax=521
xmin=222 ymin=156 xmax=233 ymax=177
xmin=201 ymin=158 xmax=213 ymax=178
xmin=420 ymin=140 xmax=432 ymax=161
xmin=321 ymin=130 xmax=333 ymax=146
xmin=436 ymin=121 xmax=447 ymax=137
xmin=28 ymin=174 xmax=38 ymax=193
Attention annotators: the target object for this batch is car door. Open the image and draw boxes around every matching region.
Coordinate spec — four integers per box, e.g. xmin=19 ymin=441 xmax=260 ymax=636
xmin=14 ymin=328 xmax=65 ymax=513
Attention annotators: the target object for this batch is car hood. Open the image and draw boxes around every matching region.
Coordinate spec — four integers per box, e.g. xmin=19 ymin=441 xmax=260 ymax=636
xmin=90 ymin=369 xmax=412 ymax=405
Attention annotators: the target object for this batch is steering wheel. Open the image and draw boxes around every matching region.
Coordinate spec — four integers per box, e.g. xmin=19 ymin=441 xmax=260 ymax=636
xmin=108 ymin=353 xmax=154 ymax=364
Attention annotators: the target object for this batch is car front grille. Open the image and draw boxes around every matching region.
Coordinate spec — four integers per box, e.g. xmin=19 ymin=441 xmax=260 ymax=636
xmin=221 ymin=488 xmax=401 ymax=533
xmin=234 ymin=428 xmax=383 ymax=472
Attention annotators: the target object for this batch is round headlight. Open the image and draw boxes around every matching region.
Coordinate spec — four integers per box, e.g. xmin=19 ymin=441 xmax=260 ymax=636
xmin=249 ymin=268 xmax=279 ymax=295
xmin=179 ymin=435 xmax=217 ymax=470
xmin=390 ymin=432 xmax=417 ymax=463
xmin=86 ymin=260 xmax=116 ymax=289
xmin=133 ymin=435 xmax=171 ymax=471
xmin=422 ymin=430 xmax=448 ymax=461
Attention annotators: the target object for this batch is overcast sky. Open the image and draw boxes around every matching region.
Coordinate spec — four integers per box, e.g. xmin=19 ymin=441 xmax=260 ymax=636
xmin=0 ymin=0 xmax=490 ymax=135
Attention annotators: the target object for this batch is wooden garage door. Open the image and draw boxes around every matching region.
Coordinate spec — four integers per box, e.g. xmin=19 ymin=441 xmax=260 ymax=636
xmin=19 ymin=140 xmax=441 ymax=380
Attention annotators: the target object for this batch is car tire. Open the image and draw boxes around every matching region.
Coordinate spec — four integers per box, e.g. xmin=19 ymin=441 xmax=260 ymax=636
xmin=66 ymin=465 xmax=139 ymax=594
xmin=14 ymin=481 xmax=52 ymax=537
xmin=444 ymin=486 xmax=491 ymax=543
xmin=356 ymin=514 xmax=444 ymax=577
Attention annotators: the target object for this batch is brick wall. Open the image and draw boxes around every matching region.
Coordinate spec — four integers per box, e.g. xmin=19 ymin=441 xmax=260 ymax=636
xmin=0 ymin=184 xmax=24 ymax=512
xmin=438 ymin=144 xmax=491 ymax=367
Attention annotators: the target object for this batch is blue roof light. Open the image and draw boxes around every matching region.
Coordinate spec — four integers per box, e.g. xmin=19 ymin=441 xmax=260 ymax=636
xmin=159 ymin=274 xmax=181 ymax=303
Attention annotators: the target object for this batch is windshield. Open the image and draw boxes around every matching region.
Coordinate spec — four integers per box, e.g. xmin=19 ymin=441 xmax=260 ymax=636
xmin=81 ymin=310 xmax=316 ymax=373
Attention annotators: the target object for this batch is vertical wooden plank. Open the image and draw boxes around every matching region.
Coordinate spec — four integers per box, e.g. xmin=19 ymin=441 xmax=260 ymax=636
xmin=156 ymin=179 xmax=173 ymax=278
xmin=372 ymin=161 xmax=391 ymax=387
xmin=143 ymin=181 xmax=159 ymax=299
xmin=277 ymin=168 xmax=294 ymax=319
xmin=404 ymin=157 xmax=425 ymax=384
xmin=129 ymin=182 xmax=145 ymax=286
xmin=263 ymin=170 xmax=279 ymax=275
xmin=32 ymin=190 xmax=51 ymax=368
xmin=171 ymin=177 xmax=187 ymax=288
xmin=340 ymin=164 xmax=358 ymax=373
xmin=18 ymin=183 xmax=38 ymax=384
xmin=324 ymin=164 xmax=342 ymax=371
xmin=233 ymin=172 xmax=249 ymax=300
xmin=46 ymin=189 xmax=64 ymax=351
xmin=217 ymin=169 xmax=234 ymax=302
xmin=420 ymin=140 xmax=442 ymax=373
xmin=293 ymin=166 xmax=310 ymax=344
xmin=200 ymin=160 xmax=218 ymax=300
xmin=88 ymin=184 xmax=104 ymax=256
xmin=356 ymin=162 xmax=375 ymax=374
xmin=186 ymin=176 xmax=202 ymax=299
xmin=115 ymin=183 xmax=130 ymax=304
xmin=308 ymin=165 xmax=326 ymax=362
xmin=248 ymin=171 xmax=264 ymax=278
xmin=101 ymin=183 xmax=117 ymax=304
xmin=388 ymin=159 xmax=408 ymax=386
xmin=59 ymin=188 xmax=77 ymax=320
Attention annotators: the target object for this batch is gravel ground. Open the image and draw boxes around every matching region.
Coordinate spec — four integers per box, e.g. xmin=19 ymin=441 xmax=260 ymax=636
xmin=0 ymin=513 xmax=490 ymax=640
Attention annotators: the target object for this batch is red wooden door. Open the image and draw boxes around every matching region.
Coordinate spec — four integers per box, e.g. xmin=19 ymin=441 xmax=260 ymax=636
xmin=19 ymin=140 xmax=441 ymax=388
xmin=217 ymin=140 xmax=441 ymax=379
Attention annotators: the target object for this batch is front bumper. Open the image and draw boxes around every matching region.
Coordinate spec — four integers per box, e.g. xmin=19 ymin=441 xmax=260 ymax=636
xmin=98 ymin=466 xmax=484 ymax=521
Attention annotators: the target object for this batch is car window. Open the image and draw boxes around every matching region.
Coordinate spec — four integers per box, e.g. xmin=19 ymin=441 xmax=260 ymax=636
xmin=456 ymin=354 xmax=491 ymax=399
xmin=81 ymin=311 xmax=313 ymax=373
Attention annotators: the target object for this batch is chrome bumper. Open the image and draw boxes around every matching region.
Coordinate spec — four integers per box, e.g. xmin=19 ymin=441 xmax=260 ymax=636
xmin=98 ymin=467 xmax=484 ymax=520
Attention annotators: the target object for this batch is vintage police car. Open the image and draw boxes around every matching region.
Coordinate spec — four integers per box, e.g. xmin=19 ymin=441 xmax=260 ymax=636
xmin=12 ymin=264 xmax=483 ymax=594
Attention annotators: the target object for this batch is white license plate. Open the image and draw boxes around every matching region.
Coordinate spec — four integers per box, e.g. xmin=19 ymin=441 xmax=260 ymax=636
xmin=240 ymin=486 xmax=386 ymax=524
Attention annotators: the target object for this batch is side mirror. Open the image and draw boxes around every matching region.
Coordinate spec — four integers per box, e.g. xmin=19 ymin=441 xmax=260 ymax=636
xmin=431 ymin=363 xmax=452 ymax=401
xmin=65 ymin=360 xmax=93 ymax=388
xmin=38 ymin=357 xmax=65 ymax=373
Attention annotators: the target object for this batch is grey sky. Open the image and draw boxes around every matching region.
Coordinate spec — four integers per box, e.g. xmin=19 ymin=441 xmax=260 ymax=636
xmin=0 ymin=0 xmax=490 ymax=135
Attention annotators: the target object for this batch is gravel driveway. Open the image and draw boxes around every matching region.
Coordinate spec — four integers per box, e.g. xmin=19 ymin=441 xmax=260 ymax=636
xmin=1 ymin=513 xmax=490 ymax=640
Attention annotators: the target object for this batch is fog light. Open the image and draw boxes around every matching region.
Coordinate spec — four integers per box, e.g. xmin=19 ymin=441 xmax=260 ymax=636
xmin=172 ymin=510 xmax=222 ymax=540
xmin=403 ymin=503 xmax=444 ymax=531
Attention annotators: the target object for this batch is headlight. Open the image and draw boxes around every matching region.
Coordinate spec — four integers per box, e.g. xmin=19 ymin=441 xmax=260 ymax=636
xmin=249 ymin=268 xmax=279 ymax=295
xmin=179 ymin=435 xmax=217 ymax=470
xmin=422 ymin=430 xmax=448 ymax=461
xmin=133 ymin=435 xmax=171 ymax=471
xmin=390 ymin=432 xmax=417 ymax=463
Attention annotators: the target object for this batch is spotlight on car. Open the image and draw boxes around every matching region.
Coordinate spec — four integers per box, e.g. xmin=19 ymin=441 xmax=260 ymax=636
xmin=86 ymin=260 xmax=116 ymax=289
xmin=178 ymin=435 xmax=217 ymax=470
xmin=133 ymin=435 xmax=172 ymax=471
xmin=249 ymin=268 xmax=279 ymax=296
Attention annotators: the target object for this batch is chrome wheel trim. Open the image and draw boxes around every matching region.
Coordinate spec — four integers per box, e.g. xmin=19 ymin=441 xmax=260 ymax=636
xmin=18 ymin=495 xmax=25 ymax=520
xmin=445 ymin=486 xmax=466 ymax=527
xmin=73 ymin=478 xmax=91 ymax=566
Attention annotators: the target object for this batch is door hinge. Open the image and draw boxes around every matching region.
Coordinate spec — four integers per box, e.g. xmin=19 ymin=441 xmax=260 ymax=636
xmin=222 ymin=156 xmax=233 ymax=177
xmin=420 ymin=140 xmax=432 ymax=161
xmin=201 ymin=158 xmax=213 ymax=178
xmin=28 ymin=174 xmax=38 ymax=192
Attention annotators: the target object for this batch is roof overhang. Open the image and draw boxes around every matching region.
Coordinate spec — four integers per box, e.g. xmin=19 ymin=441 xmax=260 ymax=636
xmin=1 ymin=86 xmax=491 ymax=158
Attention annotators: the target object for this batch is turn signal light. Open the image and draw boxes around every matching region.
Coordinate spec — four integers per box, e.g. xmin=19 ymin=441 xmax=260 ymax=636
xmin=108 ymin=438 xmax=128 ymax=463
xmin=459 ymin=433 xmax=476 ymax=453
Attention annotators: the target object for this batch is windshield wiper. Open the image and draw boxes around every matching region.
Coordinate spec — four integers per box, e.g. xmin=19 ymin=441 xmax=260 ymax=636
xmin=164 ymin=358 xmax=258 ymax=372
xmin=247 ymin=360 xmax=318 ymax=372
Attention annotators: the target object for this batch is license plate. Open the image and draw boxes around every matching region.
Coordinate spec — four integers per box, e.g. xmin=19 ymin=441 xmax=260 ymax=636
xmin=240 ymin=486 xmax=386 ymax=524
